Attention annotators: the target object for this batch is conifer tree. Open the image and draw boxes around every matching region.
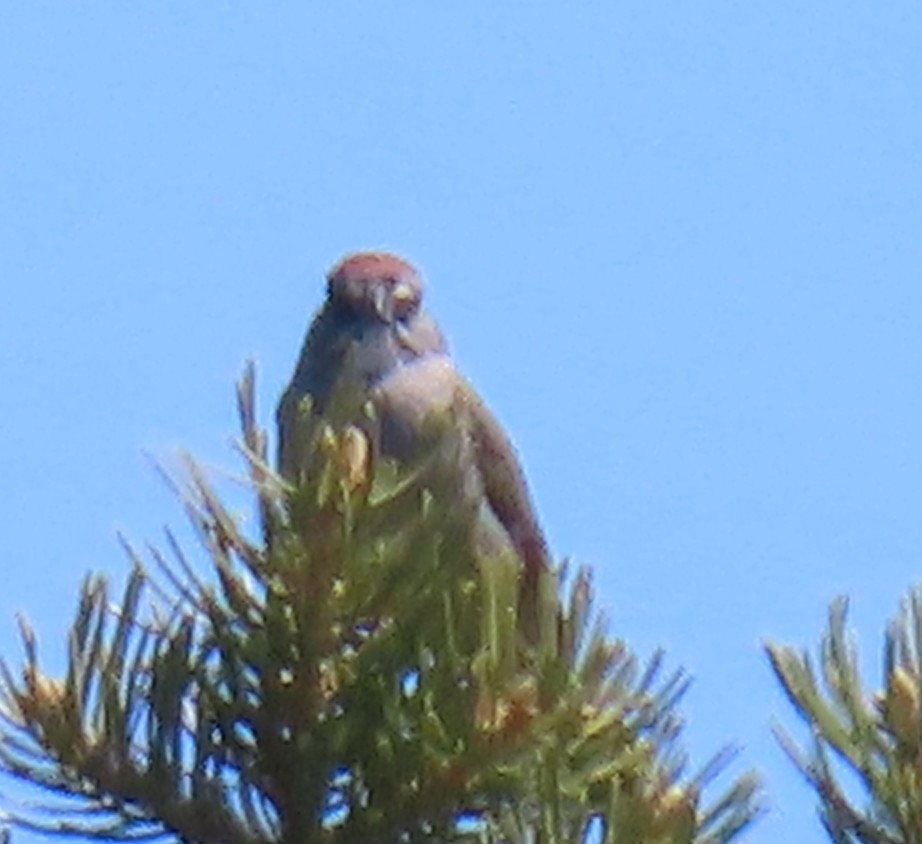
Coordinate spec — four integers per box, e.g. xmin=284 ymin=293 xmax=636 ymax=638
xmin=0 ymin=366 xmax=759 ymax=843
xmin=769 ymin=590 xmax=922 ymax=843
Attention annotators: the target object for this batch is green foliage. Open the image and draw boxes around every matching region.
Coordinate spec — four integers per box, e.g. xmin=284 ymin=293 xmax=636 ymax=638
xmin=768 ymin=590 xmax=922 ymax=844
xmin=0 ymin=365 xmax=759 ymax=843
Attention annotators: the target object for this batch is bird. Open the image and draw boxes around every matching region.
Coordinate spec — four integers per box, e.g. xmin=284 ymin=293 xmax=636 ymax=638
xmin=276 ymin=251 xmax=552 ymax=638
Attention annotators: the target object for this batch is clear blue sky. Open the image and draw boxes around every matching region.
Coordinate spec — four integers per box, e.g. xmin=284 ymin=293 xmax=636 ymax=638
xmin=3 ymin=4 xmax=922 ymax=841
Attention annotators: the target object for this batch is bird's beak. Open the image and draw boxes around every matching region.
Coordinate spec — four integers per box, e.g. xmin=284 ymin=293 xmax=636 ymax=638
xmin=371 ymin=284 xmax=392 ymax=322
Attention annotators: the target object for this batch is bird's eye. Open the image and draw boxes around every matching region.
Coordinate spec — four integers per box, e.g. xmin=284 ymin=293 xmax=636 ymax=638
xmin=391 ymin=281 xmax=417 ymax=319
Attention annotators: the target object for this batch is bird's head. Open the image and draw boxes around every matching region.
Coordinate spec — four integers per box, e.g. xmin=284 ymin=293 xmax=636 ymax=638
xmin=327 ymin=252 xmax=424 ymax=326
xmin=283 ymin=251 xmax=447 ymax=416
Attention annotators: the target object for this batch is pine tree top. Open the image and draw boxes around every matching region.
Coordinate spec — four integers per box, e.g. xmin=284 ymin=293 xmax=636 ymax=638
xmin=0 ymin=365 xmax=760 ymax=844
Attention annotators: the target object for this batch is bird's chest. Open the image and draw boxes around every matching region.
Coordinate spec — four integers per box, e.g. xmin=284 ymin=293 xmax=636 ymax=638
xmin=348 ymin=325 xmax=418 ymax=390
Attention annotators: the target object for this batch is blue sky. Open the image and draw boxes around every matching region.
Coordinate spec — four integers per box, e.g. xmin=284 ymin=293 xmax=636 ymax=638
xmin=3 ymin=3 xmax=922 ymax=841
